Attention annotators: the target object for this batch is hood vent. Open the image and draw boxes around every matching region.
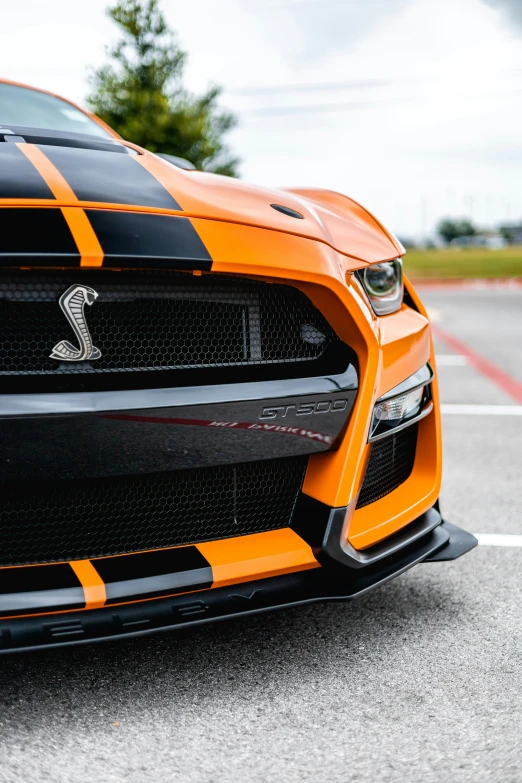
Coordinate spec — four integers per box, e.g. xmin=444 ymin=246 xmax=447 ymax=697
xmin=0 ymin=125 xmax=135 ymax=155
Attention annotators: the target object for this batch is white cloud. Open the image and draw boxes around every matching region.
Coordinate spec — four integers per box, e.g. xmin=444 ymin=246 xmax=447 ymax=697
xmin=238 ymin=0 xmax=411 ymax=66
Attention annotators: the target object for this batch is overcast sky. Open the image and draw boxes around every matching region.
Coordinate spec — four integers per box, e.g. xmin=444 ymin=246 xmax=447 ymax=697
xmin=1 ymin=0 xmax=521 ymax=239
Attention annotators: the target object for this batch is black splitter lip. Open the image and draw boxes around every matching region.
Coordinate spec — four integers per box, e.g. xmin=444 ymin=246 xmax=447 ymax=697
xmin=0 ymin=520 xmax=476 ymax=654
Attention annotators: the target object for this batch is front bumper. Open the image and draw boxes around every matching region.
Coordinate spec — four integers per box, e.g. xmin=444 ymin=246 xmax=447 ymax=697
xmin=0 ymin=515 xmax=476 ymax=654
xmin=0 ymin=227 xmax=473 ymax=653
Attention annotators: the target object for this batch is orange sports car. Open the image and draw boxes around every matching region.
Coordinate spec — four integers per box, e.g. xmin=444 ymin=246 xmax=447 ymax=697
xmin=0 ymin=79 xmax=476 ymax=652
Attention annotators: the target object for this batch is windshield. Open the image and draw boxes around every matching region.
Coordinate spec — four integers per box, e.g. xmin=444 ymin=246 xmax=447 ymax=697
xmin=0 ymin=82 xmax=112 ymax=138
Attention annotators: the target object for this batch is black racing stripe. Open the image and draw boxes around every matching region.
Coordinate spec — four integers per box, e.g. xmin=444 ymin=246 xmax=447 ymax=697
xmin=0 ymin=563 xmax=85 ymax=616
xmin=0 ymin=144 xmax=55 ymax=199
xmin=91 ymin=547 xmax=213 ymax=605
xmin=0 ymin=208 xmax=80 ymax=266
xmin=86 ymin=210 xmax=212 ymax=270
xmin=40 ymin=145 xmax=182 ymax=210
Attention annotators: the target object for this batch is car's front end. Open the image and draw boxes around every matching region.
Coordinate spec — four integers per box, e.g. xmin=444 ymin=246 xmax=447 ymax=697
xmin=0 ymin=94 xmax=476 ymax=652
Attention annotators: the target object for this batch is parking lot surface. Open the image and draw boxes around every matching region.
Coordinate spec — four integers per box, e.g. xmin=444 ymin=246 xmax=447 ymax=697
xmin=0 ymin=288 xmax=521 ymax=783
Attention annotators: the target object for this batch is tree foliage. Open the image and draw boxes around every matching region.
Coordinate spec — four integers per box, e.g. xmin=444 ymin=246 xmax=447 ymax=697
xmin=437 ymin=218 xmax=477 ymax=245
xmin=88 ymin=0 xmax=239 ymax=175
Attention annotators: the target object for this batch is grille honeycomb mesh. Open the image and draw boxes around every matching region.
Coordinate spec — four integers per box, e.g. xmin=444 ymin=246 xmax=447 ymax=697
xmin=0 ymin=457 xmax=307 ymax=566
xmin=0 ymin=271 xmax=337 ymax=376
xmin=356 ymin=424 xmax=418 ymax=508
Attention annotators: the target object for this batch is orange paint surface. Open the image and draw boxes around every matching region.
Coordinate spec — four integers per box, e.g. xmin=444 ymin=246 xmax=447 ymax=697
xmin=197 ymin=528 xmax=319 ymax=588
xmin=61 ymin=208 xmax=104 ymax=267
xmin=69 ymin=560 xmax=107 ymax=609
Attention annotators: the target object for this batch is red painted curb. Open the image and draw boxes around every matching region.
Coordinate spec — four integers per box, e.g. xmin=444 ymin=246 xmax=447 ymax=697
xmin=432 ymin=325 xmax=522 ymax=405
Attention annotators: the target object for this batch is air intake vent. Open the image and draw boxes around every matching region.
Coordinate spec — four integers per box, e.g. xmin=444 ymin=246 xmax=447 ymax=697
xmin=0 ymin=456 xmax=308 ymax=566
xmin=356 ymin=424 xmax=418 ymax=508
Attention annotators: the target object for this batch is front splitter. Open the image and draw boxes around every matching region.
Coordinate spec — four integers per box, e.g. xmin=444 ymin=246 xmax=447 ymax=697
xmin=0 ymin=520 xmax=476 ymax=654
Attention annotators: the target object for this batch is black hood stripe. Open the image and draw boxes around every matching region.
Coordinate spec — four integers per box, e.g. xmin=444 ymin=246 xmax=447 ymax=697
xmin=39 ymin=145 xmax=183 ymax=210
xmin=0 ymin=144 xmax=55 ymax=200
xmin=0 ymin=208 xmax=80 ymax=266
xmin=0 ymin=207 xmax=213 ymax=270
xmin=86 ymin=210 xmax=213 ymax=270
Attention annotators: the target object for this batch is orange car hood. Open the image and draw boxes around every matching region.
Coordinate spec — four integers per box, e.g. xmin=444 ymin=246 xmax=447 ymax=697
xmin=142 ymin=157 xmax=402 ymax=265
xmin=0 ymin=136 xmax=401 ymax=266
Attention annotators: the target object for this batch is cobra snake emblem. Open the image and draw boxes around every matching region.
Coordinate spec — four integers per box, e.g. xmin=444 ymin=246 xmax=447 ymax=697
xmin=50 ymin=285 xmax=102 ymax=362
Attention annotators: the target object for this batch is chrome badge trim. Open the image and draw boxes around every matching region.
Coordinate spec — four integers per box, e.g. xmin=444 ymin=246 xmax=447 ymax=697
xmin=50 ymin=285 xmax=102 ymax=362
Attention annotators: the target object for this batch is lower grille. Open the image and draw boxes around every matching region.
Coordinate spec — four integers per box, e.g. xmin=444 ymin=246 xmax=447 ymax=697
xmin=356 ymin=424 xmax=418 ymax=508
xmin=0 ymin=457 xmax=307 ymax=566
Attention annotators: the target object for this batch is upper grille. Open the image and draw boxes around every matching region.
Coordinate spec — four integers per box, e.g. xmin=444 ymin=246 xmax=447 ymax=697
xmin=0 ymin=271 xmax=346 ymax=391
xmin=356 ymin=424 xmax=418 ymax=508
xmin=0 ymin=456 xmax=307 ymax=566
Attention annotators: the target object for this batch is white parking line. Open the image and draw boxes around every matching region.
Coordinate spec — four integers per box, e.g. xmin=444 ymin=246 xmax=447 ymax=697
xmin=435 ymin=354 xmax=468 ymax=366
xmin=476 ymin=534 xmax=522 ymax=547
xmin=441 ymin=404 xmax=522 ymax=415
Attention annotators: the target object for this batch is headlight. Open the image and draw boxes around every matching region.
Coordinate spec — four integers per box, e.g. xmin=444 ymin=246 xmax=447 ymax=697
xmin=356 ymin=259 xmax=403 ymax=315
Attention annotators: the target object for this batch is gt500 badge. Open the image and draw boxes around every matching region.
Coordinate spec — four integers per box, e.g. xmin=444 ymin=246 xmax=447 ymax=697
xmin=260 ymin=399 xmax=348 ymax=420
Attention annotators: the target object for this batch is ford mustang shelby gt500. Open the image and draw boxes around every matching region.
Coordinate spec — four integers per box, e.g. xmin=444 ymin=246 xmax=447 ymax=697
xmin=0 ymin=79 xmax=476 ymax=652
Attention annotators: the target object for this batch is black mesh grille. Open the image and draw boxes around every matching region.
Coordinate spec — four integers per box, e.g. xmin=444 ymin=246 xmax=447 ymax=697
xmin=356 ymin=424 xmax=418 ymax=508
xmin=0 ymin=457 xmax=307 ymax=566
xmin=0 ymin=271 xmax=342 ymax=390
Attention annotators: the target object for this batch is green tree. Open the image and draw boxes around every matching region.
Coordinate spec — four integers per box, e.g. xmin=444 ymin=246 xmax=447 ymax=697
xmin=437 ymin=218 xmax=476 ymax=245
xmin=499 ymin=225 xmax=512 ymax=243
xmin=88 ymin=0 xmax=239 ymax=175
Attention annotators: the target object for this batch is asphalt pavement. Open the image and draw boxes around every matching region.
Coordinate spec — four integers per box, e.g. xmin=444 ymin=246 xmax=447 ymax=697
xmin=0 ymin=287 xmax=521 ymax=783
